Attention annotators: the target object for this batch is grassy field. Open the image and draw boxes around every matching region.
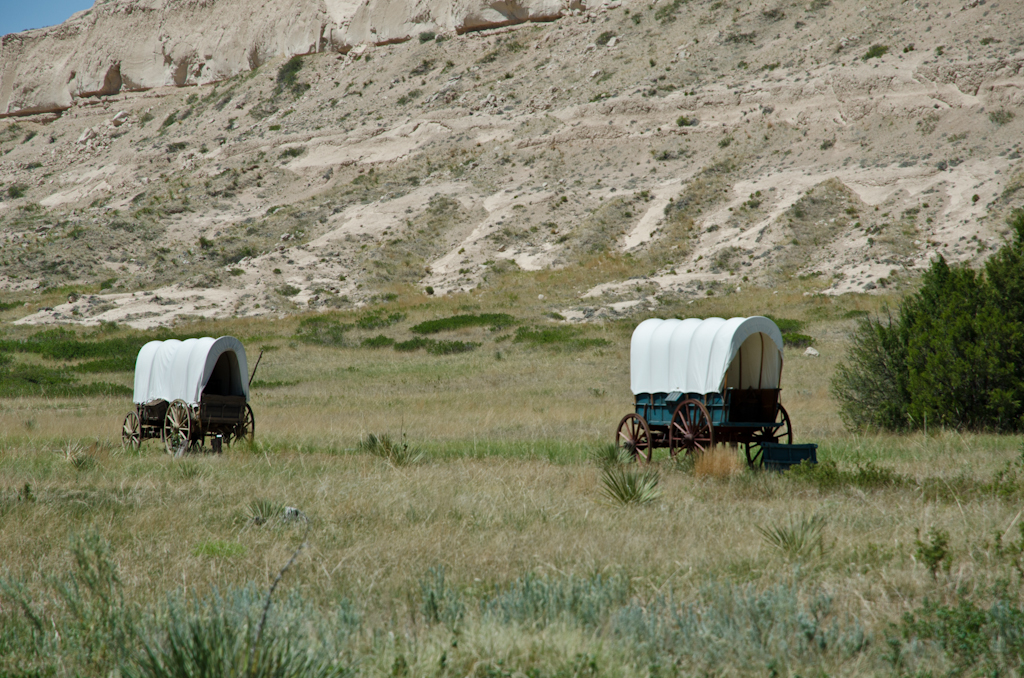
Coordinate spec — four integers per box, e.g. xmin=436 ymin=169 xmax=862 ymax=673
xmin=2 ymin=287 xmax=1024 ymax=677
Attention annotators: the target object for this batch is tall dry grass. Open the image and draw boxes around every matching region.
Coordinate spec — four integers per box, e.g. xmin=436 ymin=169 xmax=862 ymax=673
xmin=2 ymin=286 xmax=1021 ymax=675
xmin=692 ymin=446 xmax=744 ymax=479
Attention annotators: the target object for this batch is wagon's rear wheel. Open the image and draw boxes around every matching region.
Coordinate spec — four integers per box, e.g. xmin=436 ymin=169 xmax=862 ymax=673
xmin=616 ymin=413 xmax=652 ymax=463
xmin=745 ymin=404 xmax=792 ymax=468
xmin=163 ymin=400 xmax=194 ymax=457
xmin=230 ymin=404 xmax=255 ymax=446
xmin=668 ymin=399 xmax=714 ymax=457
xmin=122 ymin=411 xmax=141 ymax=451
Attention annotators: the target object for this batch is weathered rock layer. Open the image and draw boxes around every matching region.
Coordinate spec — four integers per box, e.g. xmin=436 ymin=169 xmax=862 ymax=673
xmin=0 ymin=0 xmax=575 ymax=116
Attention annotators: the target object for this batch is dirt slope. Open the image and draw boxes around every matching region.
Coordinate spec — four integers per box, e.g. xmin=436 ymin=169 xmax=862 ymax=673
xmin=1 ymin=0 xmax=1022 ymax=328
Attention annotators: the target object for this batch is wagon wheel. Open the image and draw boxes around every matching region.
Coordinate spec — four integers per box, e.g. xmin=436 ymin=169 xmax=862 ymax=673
xmin=744 ymin=404 xmax=793 ymax=468
xmin=668 ymin=399 xmax=714 ymax=457
xmin=163 ymin=400 xmax=195 ymax=457
xmin=616 ymin=413 xmax=652 ymax=463
xmin=229 ymin=404 xmax=255 ymax=446
xmin=122 ymin=411 xmax=142 ymax=451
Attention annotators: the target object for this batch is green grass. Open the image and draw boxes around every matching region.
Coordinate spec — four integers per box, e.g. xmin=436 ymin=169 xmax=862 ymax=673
xmin=410 ymin=313 xmax=516 ymax=334
xmin=192 ymin=540 xmax=246 ymax=558
xmin=0 ymin=357 xmax=130 ymax=398
xmin=513 ymin=326 xmax=610 ymax=351
xmin=356 ymin=310 xmax=405 ymax=330
xmin=360 ymin=334 xmax=395 ymax=348
xmin=393 ymin=337 xmax=434 ymax=352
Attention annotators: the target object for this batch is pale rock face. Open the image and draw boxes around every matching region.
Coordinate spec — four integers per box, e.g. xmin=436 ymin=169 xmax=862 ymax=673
xmin=0 ymin=0 xmax=579 ymax=116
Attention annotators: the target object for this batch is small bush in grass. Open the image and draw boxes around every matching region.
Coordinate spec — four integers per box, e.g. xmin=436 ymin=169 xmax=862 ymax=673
xmin=419 ymin=566 xmax=463 ymax=630
xmin=787 ymin=458 xmax=906 ymax=491
xmin=356 ymin=309 xmax=405 ymax=329
xmin=411 ymin=313 xmax=516 ymax=334
xmin=125 ymin=586 xmax=348 ymax=678
xmin=915 ymin=527 xmax=950 ymax=579
xmin=783 ymin=332 xmax=814 ymax=348
xmin=360 ymin=334 xmax=394 ymax=348
xmin=6 ymin=184 xmax=27 ymax=199
xmin=513 ymin=326 xmax=610 ymax=351
xmin=394 ymin=337 xmax=434 ymax=352
xmin=295 ymin=315 xmax=349 ymax=346
xmin=693 ymin=447 xmax=742 ymax=479
xmin=277 ymin=284 xmax=300 ymax=297
xmin=757 ymin=514 xmax=827 ymax=560
xmin=426 ymin=340 xmax=478 ymax=355
xmin=862 ymin=44 xmax=889 ymax=60
xmin=599 ymin=465 xmax=661 ymax=506
xmin=357 ymin=432 xmax=422 ymax=465
xmin=279 ymin=147 xmax=305 ymax=159
xmin=989 ymin=109 xmax=1016 ymax=126
xmin=0 ymin=533 xmax=137 ymax=675
xmin=892 ymin=591 xmax=1024 ymax=674
xmin=676 ymin=115 xmax=699 ymax=127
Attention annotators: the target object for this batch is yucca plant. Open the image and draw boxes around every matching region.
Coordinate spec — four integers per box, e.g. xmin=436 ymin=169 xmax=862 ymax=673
xmin=57 ymin=440 xmax=96 ymax=470
xmin=592 ymin=442 xmax=632 ymax=469
xmin=757 ymin=514 xmax=827 ymax=560
xmin=175 ymin=460 xmax=205 ymax=481
xmin=246 ymin=499 xmax=283 ymax=526
xmin=599 ymin=465 xmax=661 ymax=506
xmin=356 ymin=432 xmax=422 ymax=466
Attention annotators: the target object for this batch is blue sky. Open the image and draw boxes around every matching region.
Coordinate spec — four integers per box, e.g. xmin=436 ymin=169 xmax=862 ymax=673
xmin=0 ymin=1 xmax=94 ymax=36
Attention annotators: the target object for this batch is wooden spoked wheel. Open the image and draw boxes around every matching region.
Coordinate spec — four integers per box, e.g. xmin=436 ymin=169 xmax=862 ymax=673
xmin=163 ymin=400 xmax=194 ymax=457
xmin=230 ymin=404 xmax=255 ymax=446
xmin=745 ymin=404 xmax=793 ymax=468
xmin=668 ymin=399 xmax=714 ymax=457
xmin=616 ymin=413 xmax=652 ymax=463
xmin=122 ymin=411 xmax=142 ymax=451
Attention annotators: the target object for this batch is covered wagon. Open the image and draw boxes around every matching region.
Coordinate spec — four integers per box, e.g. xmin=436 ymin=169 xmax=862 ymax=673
xmin=121 ymin=336 xmax=255 ymax=455
xmin=617 ymin=316 xmax=798 ymax=466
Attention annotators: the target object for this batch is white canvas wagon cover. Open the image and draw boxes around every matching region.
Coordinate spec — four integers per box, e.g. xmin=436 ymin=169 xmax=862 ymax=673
xmin=630 ymin=317 xmax=784 ymax=395
xmin=132 ymin=337 xmax=250 ymax=405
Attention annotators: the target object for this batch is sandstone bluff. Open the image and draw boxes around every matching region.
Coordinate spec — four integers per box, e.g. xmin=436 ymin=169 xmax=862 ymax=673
xmin=0 ymin=0 xmax=1022 ymax=328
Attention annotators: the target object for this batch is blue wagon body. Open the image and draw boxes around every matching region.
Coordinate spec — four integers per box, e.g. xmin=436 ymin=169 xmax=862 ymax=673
xmin=617 ymin=318 xmax=795 ymax=466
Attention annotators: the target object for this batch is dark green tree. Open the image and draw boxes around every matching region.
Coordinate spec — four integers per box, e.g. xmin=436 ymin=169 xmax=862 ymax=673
xmin=831 ymin=311 xmax=911 ymax=431
xmin=833 ymin=209 xmax=1024 ymax=432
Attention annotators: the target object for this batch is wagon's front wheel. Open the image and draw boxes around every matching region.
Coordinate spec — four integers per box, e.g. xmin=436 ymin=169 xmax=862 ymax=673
xmin=669 ymin=399 xmax=714 ymax=457
xmin=616 ymin=413 xmax=652 ymax=463
xmin=122 ymin=411 xmax=141 ymax=451
xmin=230 ymin=404 xmax=255 ymax=446
xmin=745 ymin=404 xmax=793 ymax=468
xmin=163 ymin=400 xmax=193 ymax=457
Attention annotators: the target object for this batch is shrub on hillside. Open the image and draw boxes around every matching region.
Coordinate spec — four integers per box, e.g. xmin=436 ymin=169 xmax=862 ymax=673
xmin=832 ymin=209 xmax=1024 ymax=431
xmin=295 ymin=315 xmax=349 ymax=346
